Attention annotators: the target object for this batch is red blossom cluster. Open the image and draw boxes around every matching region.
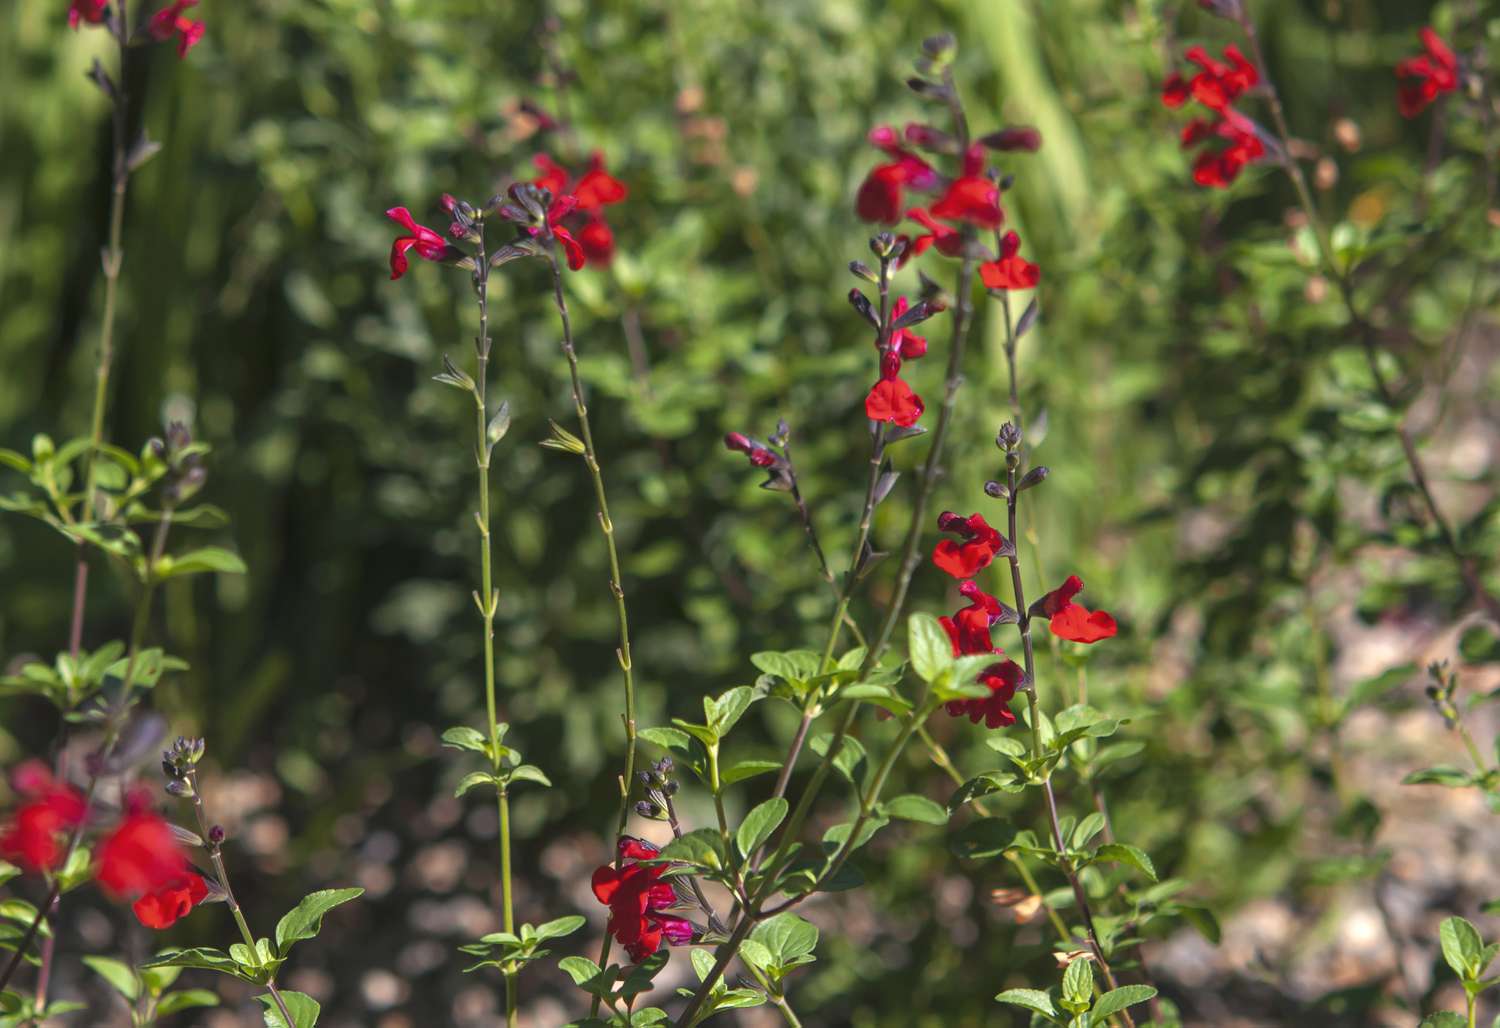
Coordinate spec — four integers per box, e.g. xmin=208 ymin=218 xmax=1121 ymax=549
xmin=590 ymin=837 xmax=693 ymax=963
xmin=932 ymin=511 xmax=1008 ymax=579
xmin=531 ymin=152 xmax=628 ymax=268
xmin=1031 ymin=574 xmax=1118 ymax=645
xmin=96 ymin=801 xmax=207 ymax=930
xmin=1161 ymin=44 xmax=1266 ymax=188
xmin=939 ymin=580 xmax=1023 ymax=729
xmin=979 ymin=231 xmax=1039 ymax=292
xmin=1396 ymin=28 xmax=1459 ymax=119
xmin=0 ymin=767 xmax=206 ymax=930
xmin=69 ymin=0 xmax=205 ymax=59
xmin=0 ymin=761 xmax=85 ymax=872
xmin=865 ymin=296 xmax=929 ymax=428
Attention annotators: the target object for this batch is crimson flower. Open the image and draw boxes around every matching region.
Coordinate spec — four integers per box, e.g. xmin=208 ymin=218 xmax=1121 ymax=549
xmin=1160 ymin=45 xmax=1257 ymax=113
xmin=68 ymin=0 xmax=107 ymax=29
xmin=939 ymin=581 xmax=1022 ymax=729
xmin=96 ymin=806 xmax=193 ymax=900
xmin=890 ymin=297 xmax=928 ymax=359
xmin=0 ymin=761 xmax=87 ymax=873
xmin=865 ymin=346 xmax=924 ymax=427
xmin=903 ymin=207 xmax=963 ymax=263
xmin=932 ymin=511 xmax=1007 ymax=579
xmin=385 ymin=207 xmax=448 ymax=280
xmin=132 ymin=873 xmax=208 ymax=930
xmin=724 ymin=432 xmax=777 ymax=469
xmin=1182 ymin=108 xmax=1266 ymax=189
xmin=148 ymin=0 xmax=205 ymax=59
xmin=930 ymin=145 xmax=1003 ymax=229
xmin=1396 ymin=28 xmax=1459 ymax=118
xmin=590 ymin=837 xmax=692 ymax=963
xmin=979 ymin=231 xmax=1040 ymax=291
xmin=531 ymin=152 xmax=627 ymax=268
xmin=1031 ymin=574 xmax=1117 ymax=644
xmin=856 ymin=125 xmax=939 ymax=225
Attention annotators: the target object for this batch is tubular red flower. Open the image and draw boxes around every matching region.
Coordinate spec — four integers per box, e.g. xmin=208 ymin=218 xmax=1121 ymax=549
xmin=856 ymin=125 xmax=939 ymax=224
xmin=68 ymin=0 xmax=107 ymax=29
xmin=865 ymin=376 xmax=923 ymax=427
xmin=724 ymin=432 xmax=777 ymax=468
xmin=1032 ymin=575 xmax=1117 ymax=645
xmin=385 ymin=207 xmax=448 ymax=280
xmin=0 ymin=761 xmax=87 ymax=873
xmin=889 ymin=297 xmax=928 ymax=359
xmin=132 ymin=873 xmax=208 ymax=930
xmin=938 ymin=582 xmax=1021 ymax=728
xmin=590 ymin=837 xmax=692 ymax=963
xmin=96 ymin=808 xmax=192 ymax=899
xmin=573 ymin=153 xmax=628 ymax=210
xmin=148 ymin=0 xmax=205 ymax=58
xmin=979 ymin=231 xmax=1039 ymax=291
xmin=577 ymin=216 xmax=615 ymax=265
xmin=932 ymin=511 xmax=1006 ymax=579
xmin=1396 ymin=27 xmax=1459 ymax=118
xmin=903 ymin=207 xmax=964 ymax=263
xmin=530 ymin=154 xmax=625 ymax=269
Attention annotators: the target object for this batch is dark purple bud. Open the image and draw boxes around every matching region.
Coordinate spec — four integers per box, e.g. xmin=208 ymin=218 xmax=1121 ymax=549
xmin=903 ymin=123 xmax=957 ymax=154
xmin=208 ymin=825 xmax=225 ymax=846
xmin=996 ymin=422 xmax=1022 ymax=450
xmin=848 ymin=260 xmax=878 ymax=283
xmin=847 ymin=289 xmax=878 ymax=328
xmin=979 ymin=126 xmax=1043 ymax=153
xmin=1016 ymin=466 xmax=1049 ymax=492
xmin=984 ymin=480 xmax=1009 ymax=500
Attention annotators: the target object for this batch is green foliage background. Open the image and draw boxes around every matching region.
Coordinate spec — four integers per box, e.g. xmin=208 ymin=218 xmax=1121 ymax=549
xmin=2 ymin=0 xmax=1498 ymax=1024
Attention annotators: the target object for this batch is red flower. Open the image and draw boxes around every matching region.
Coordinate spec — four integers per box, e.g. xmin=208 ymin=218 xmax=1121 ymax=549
xmin=1396 ymin=28 xmax=1459 ymax=118
xmin=530 ymin=152 xmax=626 ymax=269
xmin=96 ymin=808 xmax=192 ymax=900
xmin=724 ymin=432 xmax=777 ymax=469
xmin=1185 ymin=108 xmax=1266 ymax=189
xmin=889 ymin=297 xmax=928 ymax=359
xmin=0 ymin=762 xmax=87 ymax=873
xmin=1031 ymin=575 xmax=1117 ymax=645
xmin=938 ymin=582 xmax=1022 ymax=729
xmin=932 ymin=511 xmax=1007 ymax=579
xmin=856 ymin=126 xmax=939 ymax=225
xmin=131 ymin=873 xmax=208 ymax=930
xmin=385 ymin=207 xmax=448 ymax=280
xmin=148 ymin=0 xmax=205 ymax=59
xmin=68 ymin=0 xmax=107 ymax=29
xmin=979 ymin=231 xmax=1040 ymax=291
xmin=903 ymin=207 xmax=964 ymax=262
xmin=590 ymin=837 xmax=693 ymax=963
xmin=930 ymin=146 xmax=1002 ymax=229
xmin=865 ymin=347 xmax=924 ymax=427
xmin=1162 ymin=45 xmax=1257 ymax=113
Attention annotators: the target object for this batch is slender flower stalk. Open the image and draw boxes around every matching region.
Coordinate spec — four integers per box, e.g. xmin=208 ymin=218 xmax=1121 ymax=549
xmin=466 ymin=218 xmax=520 ymax=1028
xmin=183 ymin=767 xmax=297 ymax=1028
xmin=545 ymin=255 xmax=640 ymax=986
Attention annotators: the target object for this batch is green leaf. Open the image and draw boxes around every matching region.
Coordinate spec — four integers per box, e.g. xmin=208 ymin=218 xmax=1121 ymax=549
xmin=1062 ymin=957 xmax=1094 ymax=1007
xmin=141 ymin=948 xmax=253 ymax=983
xmin=274 ymin=888 xmax=363 ymax=958
xmin=81 ymin=957 xmax=138 ymax=1000
xmin=639 ymin=727 xmax=694 ymax=753
xmin=720 ymin=759 xmax=782 ymax=786
xmin=880 ymin=794 xmax=948 ymax=826
xmin=950 ymin=818 xmax=1013 ymax=861
xmin=707 ymin=686 xmax=758 ymax=735
xmin=737 ymin=939 xmax=774 ymax=973
xmin=1419 ymin=1014 xmax=1469 ymax=1028
xmin=441 ymin=727 xmax=490 ymax=753
xmin=838 ymin=682 xmax=913 ymax=716
xmin=531 ymin=916 xmax=586 ymax=941
xmin=257 ymin=990 xmax=320 ymax=1028
xmin=559 ymin=956 xmax=606 ymax=990
xmin=508 ymin=764 xmax=552 ymax=788
xmin=808 ymin=732 xmax=866 ymax=785
xmin=155 ymin=989 xmax=220 ymax=1015
xmin=995 ymin=988 xmax=1058 ymax=1018
xmin=1093 ymin=985 xmax=1158 ymax=1019
xmin=455 ymin=771 xmax=502 ymax=798
xmin=0 ymin=862 xmax=19 ymax=888
xmin=737 ymin=798 xmax=789 ymax=860
xmin=907 ymin=612 xmax=952 ymax=683
xmin=1178 ymin=904 xmax=1221 ymax=944
xmin=1441 ymin=916 xmax=1484 ymax=979
xmin=750 ymin=650 xmax=821 ymax=681
xmin=657 ymin=828 xmax=726 ymax=870
xmin=689 ymin=947 xmax=716 ymax=982
xmin=1071 ymin=812 xmax=1107 ymax=849
xmin=749 ymin=913 xmax=818 ymax=962
xmin=1459 ymin=626 xmax=1500 ymax=664
xmin=1095 ymin=843 xmax=1158 ymax=881
xmin=1404 ymin=766 xmax=1473 ymax=788
xmin=0 ymin=449 xmax=30 ymax=473
xmin=157 ymin=547 xmax=248 ymax=579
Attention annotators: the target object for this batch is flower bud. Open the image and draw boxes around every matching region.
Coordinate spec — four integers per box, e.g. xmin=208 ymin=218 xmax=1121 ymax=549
xmin=208 ymin=825 xmax=225 ymax=846
xmin=996 ymin=422 xmax=1022 ymax=450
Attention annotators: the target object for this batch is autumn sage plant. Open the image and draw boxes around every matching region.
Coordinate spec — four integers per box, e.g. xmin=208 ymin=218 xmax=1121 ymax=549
xmin=0 ymin=5 xmax=359 ymax=1028
xmin=383 ymin=148 xmax=630 ymax=1026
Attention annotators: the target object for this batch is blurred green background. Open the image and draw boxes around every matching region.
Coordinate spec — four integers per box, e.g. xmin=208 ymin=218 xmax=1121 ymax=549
xmin=2 ymin=0 xmax=1499 ymax=1024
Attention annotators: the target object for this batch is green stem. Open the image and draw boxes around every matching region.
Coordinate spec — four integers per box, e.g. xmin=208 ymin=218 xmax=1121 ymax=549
xmin=547 ymin=258 xmax=639 ymax=995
